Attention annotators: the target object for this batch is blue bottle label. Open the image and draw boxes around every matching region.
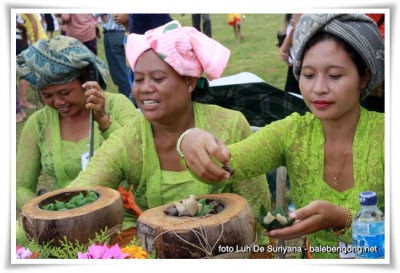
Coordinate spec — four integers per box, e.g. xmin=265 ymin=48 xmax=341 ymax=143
xmin=352 ymin=222 xmax=385 ymax=258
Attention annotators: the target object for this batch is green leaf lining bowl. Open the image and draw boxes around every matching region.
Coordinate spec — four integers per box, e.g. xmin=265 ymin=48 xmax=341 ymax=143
xmin=256 ymin=204 xmax=295 ymax=231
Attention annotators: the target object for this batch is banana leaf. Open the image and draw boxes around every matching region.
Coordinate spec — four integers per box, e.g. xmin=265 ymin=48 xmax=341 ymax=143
xmin=256 ymin=204 xmax=295 ymax=231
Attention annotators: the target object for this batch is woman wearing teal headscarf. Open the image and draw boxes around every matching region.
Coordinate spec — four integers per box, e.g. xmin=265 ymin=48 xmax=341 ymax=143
xmin=16 ymin=36 xmax=137 ymax=211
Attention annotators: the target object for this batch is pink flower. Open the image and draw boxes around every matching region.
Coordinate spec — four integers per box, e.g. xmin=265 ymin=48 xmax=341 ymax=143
xmin=77 ymin=244 xmax=129 ymax=259
xmin=16 ymin=246 xmax=32 ymax=259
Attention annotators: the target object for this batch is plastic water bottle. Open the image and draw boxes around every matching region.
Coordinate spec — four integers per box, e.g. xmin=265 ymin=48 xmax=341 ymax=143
xmin=352 ymin=191 xmax=385 ymax=258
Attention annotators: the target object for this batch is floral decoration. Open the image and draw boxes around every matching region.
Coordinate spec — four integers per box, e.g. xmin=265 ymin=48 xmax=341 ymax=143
xmin=16 ymin=227 xmax=153 ymax=259
xmin=78 ymin=244 xmax=129 ymax=259
xmin=16 ymin=245 xmax=39 ymax=259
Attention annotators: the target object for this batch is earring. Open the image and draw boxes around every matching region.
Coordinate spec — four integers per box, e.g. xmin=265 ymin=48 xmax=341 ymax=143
xmin=188 ymin=85 xmax=193 ymax=92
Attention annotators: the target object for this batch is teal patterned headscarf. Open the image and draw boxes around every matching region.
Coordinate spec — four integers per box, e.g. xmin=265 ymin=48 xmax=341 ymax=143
xmin=293 ymin=14 xmax=384 ymax=98
xmin=16 ymin=35 xmax=108 ymax=90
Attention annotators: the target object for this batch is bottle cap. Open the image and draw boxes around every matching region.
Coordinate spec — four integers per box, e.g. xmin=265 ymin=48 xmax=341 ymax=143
xmin=359 ymin=191 xmax=378 ymax=206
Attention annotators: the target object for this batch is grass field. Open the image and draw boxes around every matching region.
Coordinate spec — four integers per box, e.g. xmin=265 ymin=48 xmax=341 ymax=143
xmin=16 ymin=13 xmax=288 ymax=144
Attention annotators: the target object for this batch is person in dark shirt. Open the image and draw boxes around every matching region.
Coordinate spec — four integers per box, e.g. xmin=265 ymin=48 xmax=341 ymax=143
xmin=128 ymin=14 xmax=172 ymax=34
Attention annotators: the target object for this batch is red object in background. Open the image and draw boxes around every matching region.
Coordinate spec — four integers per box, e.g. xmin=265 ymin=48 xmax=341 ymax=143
xmin=30 ymin=252 xmax=40 ymax=259
xmin=366 ymin=13 xmax=385 ymax=41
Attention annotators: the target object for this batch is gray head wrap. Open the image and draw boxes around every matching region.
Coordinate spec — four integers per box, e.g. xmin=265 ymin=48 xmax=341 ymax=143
xmin=293 ymin=14 xmax=384 ymax=98
xmin=16 ymin=35 xmax=108 ymax=90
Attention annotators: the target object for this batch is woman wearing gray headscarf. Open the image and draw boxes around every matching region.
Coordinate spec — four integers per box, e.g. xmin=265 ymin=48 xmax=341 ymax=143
xmin=178 ymin=14 xmax=384 ymax=258
xmin=16 ymin=36 xmax=137 ymax=213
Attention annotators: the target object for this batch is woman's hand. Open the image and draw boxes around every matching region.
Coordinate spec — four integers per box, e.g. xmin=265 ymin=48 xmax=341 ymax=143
xmin=180 ymin=128 xmax=232 ymax=182
xmin=265 ymin=200 xmax=348 ymax=240
xmin=83 ymin=81 xmax=111 ymax=131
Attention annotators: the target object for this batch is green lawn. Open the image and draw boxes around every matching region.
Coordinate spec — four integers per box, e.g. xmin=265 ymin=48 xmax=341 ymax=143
xmin=16 ymin=13 xmax=287 ymax=145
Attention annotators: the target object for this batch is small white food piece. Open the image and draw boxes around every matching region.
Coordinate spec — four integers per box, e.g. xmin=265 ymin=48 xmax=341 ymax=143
xmin=263 ymin=212 xmax=275 ymax=224
xmin=276 ymin=213 xmax=288 ymax=225
xmin=174 ymin=201 xmax=186 ymax=214
xmin=184 ymin=195 xmax=199 ymax=216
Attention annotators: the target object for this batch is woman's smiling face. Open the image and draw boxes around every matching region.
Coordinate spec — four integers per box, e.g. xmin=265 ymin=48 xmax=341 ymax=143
xmin=40 ymin=79 xmax=86 ymax=117
xmin=132 ymin=49 xmax=193 ymax=123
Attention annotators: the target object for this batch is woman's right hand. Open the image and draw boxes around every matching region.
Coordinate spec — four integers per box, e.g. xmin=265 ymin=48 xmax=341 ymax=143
xmin=180 ymin=129 xmax=232 ymax=182
xmin=83 ymin=81 xmax=111 ymax=131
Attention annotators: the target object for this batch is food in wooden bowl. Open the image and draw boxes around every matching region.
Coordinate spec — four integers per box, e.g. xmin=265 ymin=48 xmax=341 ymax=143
xmin=136 ymin=193 xmax=256 ymax=258
xmin=21 ymin=186 xmax=124 ymax=246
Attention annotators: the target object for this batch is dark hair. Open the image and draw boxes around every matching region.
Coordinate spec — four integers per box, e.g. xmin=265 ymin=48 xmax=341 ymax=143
xmin=191 ymin=77 xmax=210 ymax=100
xmin=302 ymin=32 xmax=368 ymax=78
xmin=78 ymin=66 xmax=92 ymax=84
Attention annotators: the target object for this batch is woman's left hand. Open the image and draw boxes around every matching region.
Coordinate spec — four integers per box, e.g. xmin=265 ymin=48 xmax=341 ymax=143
xmin=264 ymin=200 xmax=347 ymax=240
xmin=83 ymin=81 xmax=111 ymax=130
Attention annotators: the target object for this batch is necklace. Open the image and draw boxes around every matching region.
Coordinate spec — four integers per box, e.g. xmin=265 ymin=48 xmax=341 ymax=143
xmin=326 ymin=144 xmax=352 ymax=187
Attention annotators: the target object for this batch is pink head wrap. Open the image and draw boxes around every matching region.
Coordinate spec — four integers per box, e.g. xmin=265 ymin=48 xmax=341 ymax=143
xmin=125 ymin=20 xmax=230 ymax=81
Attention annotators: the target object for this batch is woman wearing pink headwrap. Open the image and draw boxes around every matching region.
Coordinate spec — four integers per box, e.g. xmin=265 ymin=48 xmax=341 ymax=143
xmin=69 ymin=21 xmax=271 ymax=246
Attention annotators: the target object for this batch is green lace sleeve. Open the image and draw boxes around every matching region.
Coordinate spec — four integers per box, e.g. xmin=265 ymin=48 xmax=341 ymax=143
xmin=16 ymin=114 xmax=42 ymax=210
xmin=101 ymin=93 xmax=137 ymax=139
xmin=68 ymin=119 xmax=144 ymax=190
xmin=222 ymin=111 xmax=272 ymax=246
xmin=229 ymin=116 xmax=292 ymax=180
xmin=68 ymin=134 xmax=127 ymax=189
